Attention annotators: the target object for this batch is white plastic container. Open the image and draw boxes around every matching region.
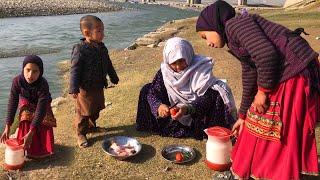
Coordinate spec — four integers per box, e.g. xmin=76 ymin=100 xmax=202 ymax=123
xmin=204 ymin=126 xmax=232 ymax=171
xmin=4 ymin=138 xmax=25 ymax=170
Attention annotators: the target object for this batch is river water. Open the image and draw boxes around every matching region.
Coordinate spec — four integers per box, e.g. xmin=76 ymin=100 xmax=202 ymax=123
xmin=0 ymin=3 xmax=200 ymax=126
xmin=0 ymin=0 xmax=286 ymax=127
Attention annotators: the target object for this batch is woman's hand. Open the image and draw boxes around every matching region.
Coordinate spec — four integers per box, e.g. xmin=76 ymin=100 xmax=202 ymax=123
xmin=22 ymin=130 xmax=35 ymax=149
xmin=232 ymin=118 xmax=245 ymax=137
xmin=0 ymin=125 xmax=11 ymax=144
xmin=171 ymin=105 xmax=188 ymax=120
xmin=252 ymin=90 xmax=269 ymax=114
xmin=158 ymin=104 xmax=170 ymax=118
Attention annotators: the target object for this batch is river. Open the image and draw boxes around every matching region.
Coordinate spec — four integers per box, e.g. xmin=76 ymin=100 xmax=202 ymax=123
xmin=0 ymin=3 xmax=200 ymax=127
xmin=0 ymin=0 xmax=287 ymax=128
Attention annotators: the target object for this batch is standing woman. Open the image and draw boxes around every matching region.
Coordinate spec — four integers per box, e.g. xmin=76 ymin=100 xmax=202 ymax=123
xmin=196 ymin=0 xmax=319 ymax=179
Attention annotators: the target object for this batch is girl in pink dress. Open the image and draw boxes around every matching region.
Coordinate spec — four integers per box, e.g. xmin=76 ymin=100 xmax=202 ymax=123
xmin=1 ymin=55 xmax=56 ymax=159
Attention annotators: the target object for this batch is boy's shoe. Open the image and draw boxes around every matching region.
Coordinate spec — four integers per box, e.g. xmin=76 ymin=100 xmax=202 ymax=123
xmin=77 ymin=134 xmax=88 ymax=148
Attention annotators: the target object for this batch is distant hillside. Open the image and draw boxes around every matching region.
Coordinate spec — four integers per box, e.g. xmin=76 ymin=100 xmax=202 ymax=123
xmin=284 ymin=0 xmax=320 ymax=9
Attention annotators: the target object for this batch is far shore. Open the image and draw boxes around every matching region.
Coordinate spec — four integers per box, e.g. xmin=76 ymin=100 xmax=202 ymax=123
xmin=0 ymin=0 xmax=286 ymax=19
xmin=0 ymin=0 xmax=122 ymax=18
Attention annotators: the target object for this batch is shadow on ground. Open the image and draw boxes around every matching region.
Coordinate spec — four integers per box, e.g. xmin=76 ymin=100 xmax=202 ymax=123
xmin=0 ymin=144 xmax=74 ymax=179
xmin=92 ymin=123 xmax=156 ymax=139
xmin=125 ymin=143 xmax=156 ymax=164
xmin=23 ymin=144 xmax=74 ymax=171
xmin=85 ymin=123 xmax=148 ymax=146
xmin=185 ymin=148 xmax=203 ymax=166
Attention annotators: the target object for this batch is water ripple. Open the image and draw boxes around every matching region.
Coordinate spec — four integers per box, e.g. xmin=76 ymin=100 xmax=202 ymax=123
xmin=0 ymin=48 xmax=62 ymax=58
xmin=0 ymin=3 xmax=199 ymax=127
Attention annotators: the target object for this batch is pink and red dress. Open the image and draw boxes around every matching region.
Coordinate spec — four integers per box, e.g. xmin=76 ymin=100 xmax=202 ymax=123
xmin=5 ymin=55 xmax=55 ymax=158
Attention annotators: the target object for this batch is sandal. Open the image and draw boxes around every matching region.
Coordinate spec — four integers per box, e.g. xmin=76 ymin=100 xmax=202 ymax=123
xmin=77 ymin=134 xmax=88 ymax=148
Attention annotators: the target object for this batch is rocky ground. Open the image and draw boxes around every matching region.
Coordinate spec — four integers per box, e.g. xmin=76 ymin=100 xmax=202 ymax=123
xmin=0 ymin=0 xmax=122 ymax=18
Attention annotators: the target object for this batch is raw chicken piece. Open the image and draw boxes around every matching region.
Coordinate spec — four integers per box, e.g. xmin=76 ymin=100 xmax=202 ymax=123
xmin=109 ymin=141 xmax=136 ymax=157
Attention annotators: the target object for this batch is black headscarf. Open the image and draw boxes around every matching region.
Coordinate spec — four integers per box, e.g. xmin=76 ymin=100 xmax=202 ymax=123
xmin=196 ymin=0 xmax=235 ymax=43
xmin=20 ymin=55 xmax=44 ymax=86
xmin=22 ymin=55 xmax=43 ymax=77
xmin=19 ymin=55 xmax=48 ymax=103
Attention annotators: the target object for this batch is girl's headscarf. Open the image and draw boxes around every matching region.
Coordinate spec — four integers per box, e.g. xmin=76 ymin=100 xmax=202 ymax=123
xmin=161 ymin=37 xmax=236 ymax=126
xmin=19 ymin=55 xmax=49 ymax=103
xmin=196 ymin=0 xmax=235 ymax=43
xmin=21 ymin=55 xmax=44 ymax=84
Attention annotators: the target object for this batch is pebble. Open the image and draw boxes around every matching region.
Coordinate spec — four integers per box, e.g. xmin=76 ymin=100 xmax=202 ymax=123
xmin=163 ymin=166 xmax=172 ymax=172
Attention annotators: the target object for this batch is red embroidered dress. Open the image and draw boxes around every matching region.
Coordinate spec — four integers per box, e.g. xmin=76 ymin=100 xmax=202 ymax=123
xmin=6 ymin=55 xmax=55 ymax=158
xmin=17 ymin=98 xmax=55 ymax=158
xmin=231 ymin=73 xmax=319 ymax=179
xmin=224 ymin=15 xmax=320 ymax=179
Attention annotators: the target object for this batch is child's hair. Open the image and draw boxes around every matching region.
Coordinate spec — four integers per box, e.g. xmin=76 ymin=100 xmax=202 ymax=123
xmin=80 ymin=15 xmax=103 ymax=32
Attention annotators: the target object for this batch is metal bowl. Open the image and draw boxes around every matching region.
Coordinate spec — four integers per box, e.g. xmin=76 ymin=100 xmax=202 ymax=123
xmin=161 ymin=144 xmax=196 ymax=164
xmin=102 ymin=136 xmax=142 ymax=160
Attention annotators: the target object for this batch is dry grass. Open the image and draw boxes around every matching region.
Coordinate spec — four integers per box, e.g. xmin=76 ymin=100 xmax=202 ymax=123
xmin=0 ymin=7 xmax=320 ymax=180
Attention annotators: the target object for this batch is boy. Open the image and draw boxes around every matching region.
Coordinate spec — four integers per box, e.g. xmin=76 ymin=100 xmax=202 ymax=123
xmin=69 ymin=15 xmax=119 ymax=148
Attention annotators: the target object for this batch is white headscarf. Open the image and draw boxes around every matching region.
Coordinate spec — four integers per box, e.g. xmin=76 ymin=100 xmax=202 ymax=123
xmin=161 ymin=37 xmax=237 ymax=126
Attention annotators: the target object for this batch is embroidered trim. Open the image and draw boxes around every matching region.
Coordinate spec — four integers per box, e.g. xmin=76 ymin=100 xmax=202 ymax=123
xmin=265 ymin=111 xmax=280 ymax=116
xmin=19 ymin=106 xmax=57 ymax=127
xmin=245 ymin=102 xmax=282 ymax=141
xmin=269 ymin=102 xmax=280 ymax=106
xmin=247 ymin=111 xmax=282 ymax=127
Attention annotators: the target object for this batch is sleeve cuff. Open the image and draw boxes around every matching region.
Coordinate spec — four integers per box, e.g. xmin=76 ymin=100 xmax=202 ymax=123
xmin=30 ymin=125 xmax=37 ymax=132
xmin=238 ymin=112 xmax=246 ymax=120
xmin=152 ymin=101 xmax=162 ymax=117
xmin=258 ymin=86 xmax=273 ymax=93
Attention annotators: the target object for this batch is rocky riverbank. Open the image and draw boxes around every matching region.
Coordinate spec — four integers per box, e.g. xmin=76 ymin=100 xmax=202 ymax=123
xmin=0 ymin=0 xmax=122 ymax=18
xmin=0 ymin=0 xmax=287 ymax=19
xmin=142 ymin=0 xmax=283 ymax=12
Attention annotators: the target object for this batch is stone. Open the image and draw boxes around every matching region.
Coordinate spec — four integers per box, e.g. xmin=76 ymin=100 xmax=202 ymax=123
xmin=51 ymin=97 xmax=67 ymax=108
xmin=147 ymin=44 xmax=157 ymax=48
xmin=105 ymin=101 xmax=112 ymax=107
xmin=124 ymin=43 xmax=138 ymax=50
xmin=135 ymin=37 xmax=160 ymax=46
xmin=157 ymin=41 xmax=165 ymax=47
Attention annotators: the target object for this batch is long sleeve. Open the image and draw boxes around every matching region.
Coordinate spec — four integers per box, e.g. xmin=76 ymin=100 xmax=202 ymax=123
xmin=6 ymin=77 xmax=20 ymax=125
xmin=69 ymin=44 xmax=82 ymax=94
xmin=105 ymin=52 xmax=119 ymax=85
xmin=30 ymin=81 xmax=50 ymax=129
xmin=147 ymin=70 xmax=170 ymax=117
xmin=226 ymin=15 xmax=283 ymax=119
xmin=239 ymin=62 xmax=258 ymax=118
xmin=226 ymin=15 xmax=281 ymax=91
